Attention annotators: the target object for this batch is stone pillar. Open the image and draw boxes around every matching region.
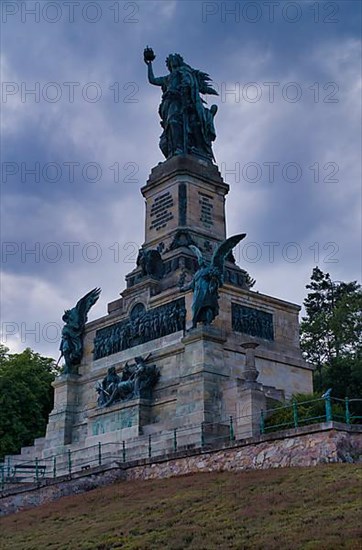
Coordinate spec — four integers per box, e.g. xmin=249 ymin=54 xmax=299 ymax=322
xmin=236 ymin=342 xmax=266 ymax=439
xmin=43 ymin=374 xmax=80 ymax=451
xmin=242 ymin=342 xmax=260 ymax=384
xmin=176 ymin=325 xmax=227 ymax=432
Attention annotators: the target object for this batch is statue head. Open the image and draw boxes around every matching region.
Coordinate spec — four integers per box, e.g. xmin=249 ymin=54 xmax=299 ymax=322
xmin=62 ymin=310 xmax=70 ymax=323
xmin=166 ymin=53 xmax=184 ymax=72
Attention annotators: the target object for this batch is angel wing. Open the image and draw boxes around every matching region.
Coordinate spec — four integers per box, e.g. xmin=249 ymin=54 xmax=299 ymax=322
xmin=195 ymin=70 xmax=219 ymax=96
xmin=189 ymin=245 xmax=205 ymax=267
xmin=211 ymin=234 xmax=246 ymax=272
xmin=75 ymin=287 xmax=101 ymax=326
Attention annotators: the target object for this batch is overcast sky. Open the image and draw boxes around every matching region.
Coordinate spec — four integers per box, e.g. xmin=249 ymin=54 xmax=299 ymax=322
xmin=1 ymin=0 xmax=361 ymax=359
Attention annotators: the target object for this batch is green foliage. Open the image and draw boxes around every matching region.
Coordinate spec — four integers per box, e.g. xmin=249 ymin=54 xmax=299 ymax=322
xmin=300 ymin=267 xmax=362 ymax=397
xmin=0 ymin=345 xmax=57 ymax=460
xmin=265 ymin=393 xmax=345 ymax=432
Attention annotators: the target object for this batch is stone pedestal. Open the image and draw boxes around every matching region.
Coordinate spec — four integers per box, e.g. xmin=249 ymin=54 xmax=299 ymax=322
xmin=141 ymin=155 xmax=229 ymax=252
xmin=44 ymin=374 xmax=80 ymax=449
xmin=236 ymin=343 xmax=266 ymax=438
xmin=85 ymin=398 xmax=152 ymax=446
xmin=236 ymin=386 xmax=266 ymax=439
xmin=176 ymin=325 xmax=227 ymax=428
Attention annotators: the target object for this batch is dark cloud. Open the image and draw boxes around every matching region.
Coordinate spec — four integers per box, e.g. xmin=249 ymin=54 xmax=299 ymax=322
xmin=1 ymin=0 xmax=361 ymax=356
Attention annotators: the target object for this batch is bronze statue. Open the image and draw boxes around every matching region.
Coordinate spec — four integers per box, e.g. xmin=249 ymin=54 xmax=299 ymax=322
xmin=96 ymin=355 xmax=160 ymax=407
xmin=58 ymin=287 xmax=101 ymax=374
xmin=180 ymin=235 xmax=246 ymax=327
xmin=144 ymin=46 xmax=218 ymax=162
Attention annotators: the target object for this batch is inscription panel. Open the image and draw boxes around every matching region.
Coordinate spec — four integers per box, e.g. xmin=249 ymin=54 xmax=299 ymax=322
xmin=198 ymin=191 xmax=214 ymax=227
xmin=149 ymin=191 xmax=174 ymax=231
xmin=92 ymin=408 xmax=137 ymax=435
xmin=232 ymin=303 xmax=274 ymax=341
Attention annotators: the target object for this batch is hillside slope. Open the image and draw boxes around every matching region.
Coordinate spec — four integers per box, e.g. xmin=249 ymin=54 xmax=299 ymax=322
xmin=1 ymin=464 xmax=361 ymax=549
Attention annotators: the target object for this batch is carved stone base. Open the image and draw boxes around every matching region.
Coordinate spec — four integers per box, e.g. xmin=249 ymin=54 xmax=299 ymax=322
xmin=85 ymin=398 xmax=152 ymax=446
xmin=175 ymin=325 xmax=227 ymax=427
xmin=43 ymin=374 xmax=80 ymax=449
xmin=235 ymin=384 xmax=266 ymax=439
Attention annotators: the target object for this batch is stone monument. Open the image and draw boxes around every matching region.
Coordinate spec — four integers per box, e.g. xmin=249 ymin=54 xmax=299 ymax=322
xmin=14 ymin=49 xmax=313 ymax=466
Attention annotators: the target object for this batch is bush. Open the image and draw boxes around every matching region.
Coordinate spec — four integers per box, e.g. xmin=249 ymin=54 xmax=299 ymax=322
xmin=264 ymin=393 xmax=345 ymax=433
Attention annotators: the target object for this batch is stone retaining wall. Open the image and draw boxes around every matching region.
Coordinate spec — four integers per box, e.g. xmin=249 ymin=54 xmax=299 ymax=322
xmin=1 ymin=423 xmax=361 ymax=517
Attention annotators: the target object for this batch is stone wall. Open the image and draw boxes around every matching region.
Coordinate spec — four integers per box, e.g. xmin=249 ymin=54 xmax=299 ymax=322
xmin=126 ymin=423 xmax=362 ymax=481
xmin=1 ymin=423 xmax=361 ymax=517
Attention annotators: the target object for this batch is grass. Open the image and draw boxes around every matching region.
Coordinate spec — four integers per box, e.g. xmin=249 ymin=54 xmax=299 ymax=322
xmin=1 ymin=464 xmax=361 ymax=549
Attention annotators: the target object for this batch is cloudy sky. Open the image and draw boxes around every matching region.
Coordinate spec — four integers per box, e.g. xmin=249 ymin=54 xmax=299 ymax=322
xmin=1 ymin=0 xmax=361 ymax=358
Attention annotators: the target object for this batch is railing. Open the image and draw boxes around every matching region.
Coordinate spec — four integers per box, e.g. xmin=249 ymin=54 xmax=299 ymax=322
xmin=261 ymin=396 xmax=362 ymax=434
xmin=1 ymin=396 xmax=361 ymax=491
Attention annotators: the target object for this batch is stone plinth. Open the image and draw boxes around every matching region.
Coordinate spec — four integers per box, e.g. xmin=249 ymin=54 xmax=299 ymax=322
xmin=44 ymin=374 xmax=80 ymax=448
xmin=141 ymin=155 xmax=229 ymax=251
xmin=175 ymin=326 xmax=227 ymax=427
xmin=235 ymin=386 xmax=266 ymax=439
xmin=85 ymin=398 xmax=152 ymax=446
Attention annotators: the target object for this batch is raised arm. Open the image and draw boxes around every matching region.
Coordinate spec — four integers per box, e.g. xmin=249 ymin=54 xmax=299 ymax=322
xmin=146 ymin=61 xmax=165 ymax=87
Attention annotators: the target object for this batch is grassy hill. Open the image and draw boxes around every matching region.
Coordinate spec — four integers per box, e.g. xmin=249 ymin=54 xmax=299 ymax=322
xmin=1 ymin=464 xmax=361 ymax=549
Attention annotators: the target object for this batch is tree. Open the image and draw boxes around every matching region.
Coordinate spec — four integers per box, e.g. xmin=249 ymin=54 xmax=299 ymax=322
xmin=0 ymin=345 xmax=57 ymax=461
xmin=300 ymin=267 xmax=362 ymax=399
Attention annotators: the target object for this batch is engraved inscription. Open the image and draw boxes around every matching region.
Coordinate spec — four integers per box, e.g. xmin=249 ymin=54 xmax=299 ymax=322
xmin=232 ymin=303 xmax=274 ymax=341
xmin=179 ymin=183 xmax=187 ymax=226
xmin=150 ymin=191 xmax=174 ymax=231
xmin=199 ymin=192 xmax=214 ymax=227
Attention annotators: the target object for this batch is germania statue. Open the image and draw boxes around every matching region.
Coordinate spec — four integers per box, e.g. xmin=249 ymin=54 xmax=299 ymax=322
xmin=58 ymin=287 xmax=101 ymax=374
xmin=144 ymin=46 xmax=219 ymax=162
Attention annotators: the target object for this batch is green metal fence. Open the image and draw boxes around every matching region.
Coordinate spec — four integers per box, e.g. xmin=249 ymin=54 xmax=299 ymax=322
xmin=1 ymin=396 xmax=361 ymax=491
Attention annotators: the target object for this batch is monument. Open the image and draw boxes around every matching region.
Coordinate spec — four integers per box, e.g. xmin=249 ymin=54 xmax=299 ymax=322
xmin=12 ymin=49 xmax=313 ymax=466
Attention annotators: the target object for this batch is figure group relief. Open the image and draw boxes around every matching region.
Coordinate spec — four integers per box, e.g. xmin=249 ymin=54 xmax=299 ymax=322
xmin=96 ymin=354 xmax=160 ymax=408
xmin=93 ymin=299 xmax=186 ymax=360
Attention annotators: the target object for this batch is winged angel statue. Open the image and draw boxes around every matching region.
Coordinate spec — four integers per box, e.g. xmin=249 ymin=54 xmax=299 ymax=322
xmin=58 ymin=288 xmax=101 ymax=374
xmin=180 ymin=235 xmax=246 ymax=328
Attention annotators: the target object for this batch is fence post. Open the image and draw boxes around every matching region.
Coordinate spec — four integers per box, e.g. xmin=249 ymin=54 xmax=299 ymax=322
xmin=229 ymin=415 xmax=235 ymax=441
xmin=122 ymin=441 xmax=126 ymax=463
xmin=68 ymin=449 xmax=72 ymax=476
xmin=324 ymin=394 xmax=332 ymax=422
xmin=98 ymin=442 xmax=102 ymax=466
xmin=35 ymin=457 xmax=39 ymax=482
xmin=292 ymin=400 xmax=298 ymax=428
xmin=7 ymin=457 xmax=11 ymax=478
xmin=53 ymin=456 xmax=57 ymax=479
xmin=260 ymin=410 xmax=265 ymax=435
xmin=148 ymin=435 xmax=152 ymax=458
xmin=173 ymin=428 xmax=177 ymax=453
xmin=345 ymin=397 xmax=351 ymax=425
xmin=1 ymin=464 xmax=4 ymax=491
